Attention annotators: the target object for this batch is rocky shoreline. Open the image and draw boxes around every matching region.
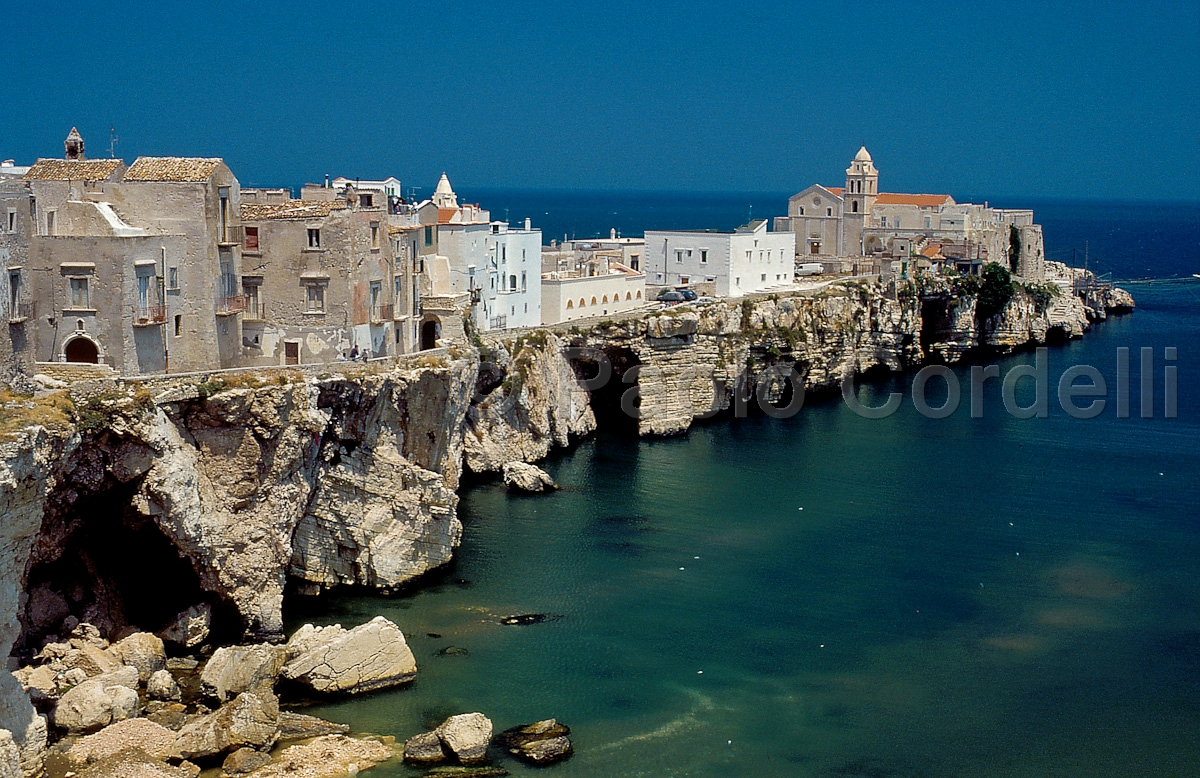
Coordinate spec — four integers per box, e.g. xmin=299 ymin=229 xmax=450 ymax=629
xmin=0 ymin=267 xmax=1134 ymax=777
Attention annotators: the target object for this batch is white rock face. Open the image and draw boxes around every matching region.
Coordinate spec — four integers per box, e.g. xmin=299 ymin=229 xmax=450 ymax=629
xmin=0 ymin=730 xmax=20 ymax=778
xmin=282 ymin=616 xmax=416 ymax=694
xmin=435 ymin=713 xmax=493 ymax=764
xmin=502 ymin=462 xmax=557 ymax=492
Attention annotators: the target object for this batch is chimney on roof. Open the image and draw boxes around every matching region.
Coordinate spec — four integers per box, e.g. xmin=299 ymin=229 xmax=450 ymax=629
xmin=610 ymin=228 xmax=616 ymax=239
xmin=65 ymin=127 xmax=84 ymax=160
xmin=325 ymin=174 xmax=330 ymax=188
xmin=525 ymin=217 xmax=531 ymax=231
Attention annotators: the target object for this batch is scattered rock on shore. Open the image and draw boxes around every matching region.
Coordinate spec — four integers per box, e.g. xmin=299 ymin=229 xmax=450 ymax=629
xmin=175 ymin=688 xmax=280 ymax=760
xmin=495 ymin=719 xmax=572 ymax=765
xmin=502 ymin=462 xmax=557 ymax=493
xmin=146 ymin=669 xmax=182 ymax=702
xmin=236 ymin=734 xmax=393 ymax=778
xmin=200 ymin=643 xmax=286 ymax=702
xmin=278 ymin=711 xmax=351 ymax=741
xmin=108 ymin=632 xmax=167 ymax=682
xmin=282 ymin=616 xmax=416 ymax=694
xmin=222 ymin=746 xmax=272 ymax=774
xmin=52 ymin=666 xmax=140 ymax=733
xmin=404 ymin=730 xmax=448 ymax=764
xmin=435 ymin=713 xmax=493 ymax=765
xmin=66 ymin=717 xmax=180 ymax=766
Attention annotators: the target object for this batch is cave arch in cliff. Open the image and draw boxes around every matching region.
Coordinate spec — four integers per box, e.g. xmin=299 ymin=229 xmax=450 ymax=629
xmin=570 ymin=345 xmax=641 ymax=434
xmin=20 ymin=477 xmax=237 ymax=652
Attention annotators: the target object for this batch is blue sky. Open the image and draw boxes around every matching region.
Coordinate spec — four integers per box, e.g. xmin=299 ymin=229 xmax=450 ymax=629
xmin=5 ymin=1 xmax=1198 ymax=200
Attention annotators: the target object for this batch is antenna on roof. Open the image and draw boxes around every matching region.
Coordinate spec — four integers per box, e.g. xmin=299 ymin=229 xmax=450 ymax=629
xmin=108 ymin=126 xmax=118 ymax=159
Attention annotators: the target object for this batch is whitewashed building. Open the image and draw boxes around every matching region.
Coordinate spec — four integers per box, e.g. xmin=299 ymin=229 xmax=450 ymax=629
xmin=482 ymin=219 xmax=541 ymax=330
xmin=643 ymin=220 xmax=794 ymax=298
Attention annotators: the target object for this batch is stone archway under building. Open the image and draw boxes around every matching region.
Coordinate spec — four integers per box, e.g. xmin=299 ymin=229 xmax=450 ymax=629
xmin=420 ymin=318 xmax=440 ymax=351
xmin=64 ymin=335 xmax=100 ymax=363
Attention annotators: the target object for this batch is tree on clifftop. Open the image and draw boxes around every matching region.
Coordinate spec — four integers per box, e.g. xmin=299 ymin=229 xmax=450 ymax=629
xmin=977 ymin=262 xmax=1015 ymax=323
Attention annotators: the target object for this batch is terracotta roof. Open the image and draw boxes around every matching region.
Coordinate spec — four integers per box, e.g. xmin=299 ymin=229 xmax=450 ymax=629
xmin=824 ymin=186 xmax=845 ymax=196
xmin=123 ymin=157 xmax=222 ymax=182
xmin=23 ymin=159 xmax=124 ymax=181
xmin=241 ymin=200 xmax=349 ymax=221
xmin=920 ymin=243 xmax=943 ymax=259
xmin=437 ymin=208 xmax=459 ymax=224
xmin=240 ymin=200 xmax=349 ymax=220
xmin=874 ymin=192 xmax=952 ymax=207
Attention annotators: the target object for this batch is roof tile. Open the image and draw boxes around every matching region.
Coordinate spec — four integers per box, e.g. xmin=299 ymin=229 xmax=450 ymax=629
xmin=124 ymin=157 xmax=222 ymax=182
xmin=23 ymin=159 xmax=124 ymax=181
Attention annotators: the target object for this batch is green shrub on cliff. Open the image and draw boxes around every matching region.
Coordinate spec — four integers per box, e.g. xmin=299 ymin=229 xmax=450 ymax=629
xmin=1022 ymin=281 xmax=1061 ymax=313
xmin=1009 ymin=224 xmax=1022 ymax=274
xmin=976 ymin=262 xmax=1016 ymax=322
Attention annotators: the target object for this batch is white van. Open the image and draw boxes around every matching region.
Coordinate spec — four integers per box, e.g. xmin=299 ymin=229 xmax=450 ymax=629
xmin=797 ymin=263 xmax=824 ymax=277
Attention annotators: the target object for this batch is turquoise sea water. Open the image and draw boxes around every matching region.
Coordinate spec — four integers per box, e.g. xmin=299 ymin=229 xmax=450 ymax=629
xmin=286 ymin=283 xmax=1200 ymax=777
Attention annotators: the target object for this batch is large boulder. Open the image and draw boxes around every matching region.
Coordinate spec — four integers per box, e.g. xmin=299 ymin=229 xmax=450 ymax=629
xmin=146 ymin=670 xmax=182 ymax=702
xmin=435 ymin=713 xmax=492 ymax=765
xmin=66 ymin=717 xmax=180 ymax=766
xmin=402 ymin=730 xmax=446 ymax=764
xmin=222 ymin=747 xmax=272 ymax=775
xmin=158 ymin=604 xmax=211 ymax=649
xmin=282 ymin=616 xmax=416 ymax=694
xmin=175 ymin=689 xmax=280 ymax=760
xmin=502 ymin=462 xmax=558 ymax=493
xmin=496 ymin=718 xmax=573 ymax=765
xmin=52 ymin=667 xmax=140 ymax=734
xmin=199 ymin=644 xmax=285 ymax=702
xmin=12 ymin=665 xmax=60 ymax=704
xmin=107 ymin=633 xmax=167 ymax=683
xmin=277 ymin=712 xmax=350 ymax=741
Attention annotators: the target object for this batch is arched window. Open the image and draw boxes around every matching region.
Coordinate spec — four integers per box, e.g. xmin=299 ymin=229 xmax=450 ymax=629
xmin=852 ymin=200 xmax=859 ymax=213
xmin=591 ymin=296 xmax=597 ymax=305
xmin=602 ymin=295 xmax=609 ymax=303
xmin=566 ymin=299 xmax=573 ymax=309
xmin=626 ymin=292 xmax=631 ymax=300
xmin=636 ymin=290 xmax=642 ymax=299
xmin=579 ymin=298 xmax=586 ymax=307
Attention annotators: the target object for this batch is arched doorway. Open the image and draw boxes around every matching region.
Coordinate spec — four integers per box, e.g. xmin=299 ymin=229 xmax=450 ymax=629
xmin=64 ymin=336 xmax=99 ymax=363
xmin=420 ymin=319 xmax=440 ymax=350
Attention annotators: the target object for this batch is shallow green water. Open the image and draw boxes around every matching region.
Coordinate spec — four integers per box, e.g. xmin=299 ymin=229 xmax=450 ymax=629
xmin=286 ymin=287 xmax=1200 ymax=777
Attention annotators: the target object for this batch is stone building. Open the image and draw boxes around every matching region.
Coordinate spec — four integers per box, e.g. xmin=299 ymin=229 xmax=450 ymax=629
xmin=238 ymin=183 xmax=413 ymax=364
xmin=540 ymin=232 xmax=646 ymax=324
xmin=13 ymin=132 xmax=246 ymax=374
xmin=775 ymin=147 xmax=1045 ymax=280
xmin=644 ymin=220 xmax=794 ymax=298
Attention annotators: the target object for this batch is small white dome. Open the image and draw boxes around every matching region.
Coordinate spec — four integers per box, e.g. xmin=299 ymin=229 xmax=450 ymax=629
xmin=854 ymin=146 xmax=872 ymax=162
xmin=434 ymin=173 xmax=454 ymax=196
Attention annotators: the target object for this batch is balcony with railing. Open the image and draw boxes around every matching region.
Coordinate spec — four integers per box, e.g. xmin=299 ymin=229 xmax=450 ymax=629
xmin=8 ymin=302 xmax=32 ymax=323
xmin=219 ymin=224 xmax=244 ymax=247
xmin=216 ymin=294 xmax=248 ymax=315
xmin=371 ymin=303 xmax=393 ymax=323
xmin=131 ymin=304 xmax=167 ymax=326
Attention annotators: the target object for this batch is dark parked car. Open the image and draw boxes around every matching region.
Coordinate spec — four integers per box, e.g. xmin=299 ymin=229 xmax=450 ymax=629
xmin=676 ymin=288 xmax=698 ymax=301
xmin=657 ymin=290 xmax=685 ymax=303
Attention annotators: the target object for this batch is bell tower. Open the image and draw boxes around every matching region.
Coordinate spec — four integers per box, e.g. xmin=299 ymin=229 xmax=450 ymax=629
xmin=844 ymin=146 xmax=877 ymax=216
xmin=64 ymin=127 xmax=85 ymax=160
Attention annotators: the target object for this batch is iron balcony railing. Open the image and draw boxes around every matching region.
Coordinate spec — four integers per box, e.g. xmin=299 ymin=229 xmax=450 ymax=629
xmin=217 ymin=294 xmax=248 ymax=314
xmin=371 ymin=303 xmax=393 ymax=322
xmin=9 ymin=302 xmax=33 ymax=322
xmin=132 ymin=304 xmax=167 ymax=325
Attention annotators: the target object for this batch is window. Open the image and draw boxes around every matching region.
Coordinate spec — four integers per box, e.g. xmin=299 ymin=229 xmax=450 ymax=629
xmin=680 ymin=277 xmax=689 ymax=285
xmin=626 ymin=292 xmax=631 ymax=300
xmin=370 ymin=222 xmax=379 ymax=249
xmin=852 ymin=201 xmax=859 ymax=213
xmin=360 ymin=194 xmax=373 ymax=208
xmin=6 ymin=211 xmax=14 ymax=232
xmin=218 ymin=187 xmax=230 ymax=241
xmin=761 ymin=274 xmax=767 ymax=282
xmin=244 ymin=226 xmax=259 ymax=251
xmin=567 ymin=300 xmax=574 ymax=309
xmin=9 ymin=271 xmax=20 ymax=310
xmin=880 ymin=216 xmax=887 ymax=228
xmin=700 ymin=250 xmax=708 ymax=264
xmin=509 ymin=274 xmax=517 ymax=291
xmin=827 ymin=207 xmax=833 ymax=216
xmin=307 ymin=228 xmax=321 ymax=248
xmin=168 ymin=267 xmax=179 ymax=290
xmin=630 ymin=254 xmax=639 ymax=270
xmin=521 ymin=272 xmax=526 ymax=291
xmin=174 ymin=315 xmax=182 ymax=337
xmin=424 ymin=226 xmax=433 ymax=246
xmin=799 ymin=207 xmax=805 ymax=215
xmin=245 ymin=282 xmax=261 ymax=318
xmin=306 ymin=284 xmax=325 ymax=312
xmin=69 ymin=277 xmax=89 ymax=308
xmin=602 ymin=295 xmax=609 ymax=303
xmin=579 ymin=298 xmax=586 ymax=308
xmin=675 ymin=250 xmax=684 ymax=264
xmin=394 ymin=275 xmax=404 ymax=305
xmin=46 ymin=210 xmax=56 ymax=236
xmin=591 ymin=296 xmax=597 ymax=305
